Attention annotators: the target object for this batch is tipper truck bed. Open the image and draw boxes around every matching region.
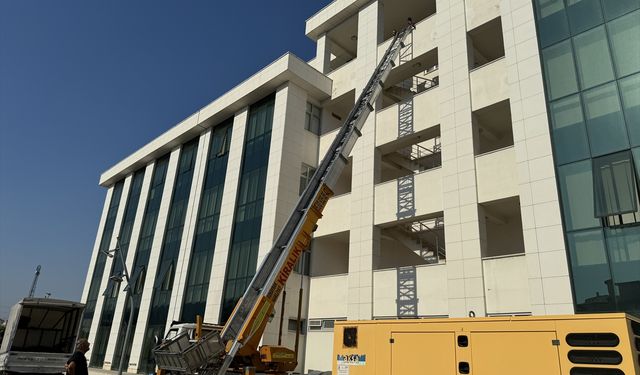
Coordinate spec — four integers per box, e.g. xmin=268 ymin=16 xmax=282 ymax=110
xmin=0 ymin=298 xmax=85 ymax=375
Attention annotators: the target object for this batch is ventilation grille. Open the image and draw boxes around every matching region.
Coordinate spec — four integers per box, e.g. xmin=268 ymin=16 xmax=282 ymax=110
xmin=566 ymin=333 xmax=620 ymax=347
xmin=568 ymin=350 xmax=622 ymax=365
xmin=569 ymin=368 xmax=624 ymax=375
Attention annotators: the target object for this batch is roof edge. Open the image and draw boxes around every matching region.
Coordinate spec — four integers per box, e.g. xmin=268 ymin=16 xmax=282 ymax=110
xmin=99 ymin=53 xmax=332 ymax=187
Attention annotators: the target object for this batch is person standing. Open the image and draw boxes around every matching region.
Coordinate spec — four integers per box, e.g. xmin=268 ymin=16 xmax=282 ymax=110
xmin=66 ymin=338 xmax=90 ymax=375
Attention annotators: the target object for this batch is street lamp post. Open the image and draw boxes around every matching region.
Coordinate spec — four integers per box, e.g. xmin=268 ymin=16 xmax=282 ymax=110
xmin=104 ymin=237 xmax=135 ymax=375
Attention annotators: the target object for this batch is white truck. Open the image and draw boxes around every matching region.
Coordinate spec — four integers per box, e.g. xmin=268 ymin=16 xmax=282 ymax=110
xmin=0 ymin=298 xmax=85 ymax=375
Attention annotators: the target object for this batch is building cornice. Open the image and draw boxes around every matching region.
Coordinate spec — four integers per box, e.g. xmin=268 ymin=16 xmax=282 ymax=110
xmin=305 ymin=0 xmax=371 ymax=40
xmin=99 ymin=53 xmax=332 ymax=187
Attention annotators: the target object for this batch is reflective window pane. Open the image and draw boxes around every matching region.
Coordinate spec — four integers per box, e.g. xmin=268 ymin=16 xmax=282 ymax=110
xmin=593 ymin=151 xmax=639 ymax=216
xmin=582 ymin=82 xmax=629 ymax=156
xmin=222 ymin=95 xmax=275 ymax=323
xmin=559 ymin=160 xmax=601 ymax=230
xmin=542 ymin=40 xmax=579 ymax=100
xmin=305 ymin=102 xmax=321 ymax=135
xmin=619 ymin=73 xmax=640 ymax=146
xmin=566 ymin=0 xmax=604 ymax=34
xmin=573 ymin=26 xmax=615 ymax=90
xmin=567 ymin=229 xmax=615 ymax=313
xmin=608 ymin=10 xmax=640 ymax=78
xmin=605 ymin=226 xmax=640 ymax=314
xmin=602 ymin=0 xmax=640 ymax=20
xmin=550 ymin=95 xmax=591 ymax=164
xmin=534 ymin=0 xmax=571 ymax=47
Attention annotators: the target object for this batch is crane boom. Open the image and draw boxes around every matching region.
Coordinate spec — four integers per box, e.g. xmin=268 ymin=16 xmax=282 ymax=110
xmin=28 ymin=265 xmax=41 ymax=298
xmin=153 ymin=24 xmax=415 ymax=375
xmin=215 ymin=25 xmax=415 ymax=374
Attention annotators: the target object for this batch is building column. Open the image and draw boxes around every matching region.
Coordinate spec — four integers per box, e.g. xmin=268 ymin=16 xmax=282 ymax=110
xmin=128 ymin=147 xmax=181 ymax=373
xmin=313 ymin=33 xmax=332 ymax=74
xmin=103 ymin=162 xmax=155 ymax=368
xmin=347 ymin=0 xmax=383 ymax=321
xmin=204 ymin=108 xmax=248 ymax=324
xmin=255 ymin=82 xmax=319 ymax=365
xmin=500 ymin=0 xmax=573 ymax=315
xmin=437 ymin=0 xmax=486 ymax=318
xmin=168 ymin=130 xmax=211 ymax=323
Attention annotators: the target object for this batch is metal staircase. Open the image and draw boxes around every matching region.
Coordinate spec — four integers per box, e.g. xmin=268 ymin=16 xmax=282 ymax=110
xmin=403 ymin=217 xmax=446 ymax=262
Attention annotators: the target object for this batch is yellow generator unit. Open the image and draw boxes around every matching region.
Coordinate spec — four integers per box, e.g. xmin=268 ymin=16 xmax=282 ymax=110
xmin=333 ymin=313 xmax=640 ymax=375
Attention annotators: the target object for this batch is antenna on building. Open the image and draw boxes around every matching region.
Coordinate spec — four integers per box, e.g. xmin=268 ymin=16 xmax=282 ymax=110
xmin=28 ymin=265 xmax=41 ymax=298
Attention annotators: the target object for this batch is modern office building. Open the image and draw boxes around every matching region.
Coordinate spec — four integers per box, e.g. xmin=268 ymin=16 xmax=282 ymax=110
xmin=81 ymin=0 xmax=640 ymax=373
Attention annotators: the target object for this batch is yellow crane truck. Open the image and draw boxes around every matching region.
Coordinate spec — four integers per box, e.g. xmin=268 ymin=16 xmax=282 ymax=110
xmin=153 ymin=23 xmax=640 ymax=375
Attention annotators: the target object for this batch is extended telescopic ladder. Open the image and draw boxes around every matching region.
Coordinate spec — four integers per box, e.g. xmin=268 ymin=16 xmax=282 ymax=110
xmin=153 ymin=24 xmax=415 ymax=375
xmin=213 ymin=24 xmax=415 ymax=374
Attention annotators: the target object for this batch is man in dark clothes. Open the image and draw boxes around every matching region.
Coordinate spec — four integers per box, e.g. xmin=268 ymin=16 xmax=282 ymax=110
xmin=66 ymin=338 xmax=90 ymax=375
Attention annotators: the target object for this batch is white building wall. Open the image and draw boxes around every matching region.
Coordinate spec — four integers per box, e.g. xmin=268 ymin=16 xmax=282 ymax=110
xmin=128 ymin=147 xmax=181 ymax=373
xmin=500 ymin=0 xmax=573 ymax=315
xmin=346 ymin=0 xmax=382 ymax=322
xmin=86 ymin=0 xmax=578 ymax=370
xmin=436 ymin=0 xmax=486 ymax=318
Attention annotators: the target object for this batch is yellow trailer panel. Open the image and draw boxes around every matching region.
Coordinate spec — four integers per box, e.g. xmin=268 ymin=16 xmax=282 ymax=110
xmin=332 ymin=313 xmax=640 ymax=375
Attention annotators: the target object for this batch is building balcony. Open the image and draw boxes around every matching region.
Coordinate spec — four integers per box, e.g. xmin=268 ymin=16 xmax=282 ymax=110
xmin=373 ymin=263 xmax=448 ymax=318
xmin=475 ymin=146 xmax=518 ymax=203
xmin=376 ymin=86 xmax=440 ymax=147
xmin=315 ymin=193 xmax=351 ymax=237
xmin=374 ymin=168 xmax=443 ymax=226
xmin=470 ymin=57 xmax=509 ymax=111
xmin=465 ymin=0 xmax=500 ymax=31
xmin=327 ymin=59 xmax=356 ymax=99
xmin=378 ymin=13 xmax=437 ymax=68
xmin=482 ymin=254 xmax=531 ymax=315
xmin=308 ymin=273 xmax=349 ymax=319
xmin=319 ymin=127 xmax=341 ymax=159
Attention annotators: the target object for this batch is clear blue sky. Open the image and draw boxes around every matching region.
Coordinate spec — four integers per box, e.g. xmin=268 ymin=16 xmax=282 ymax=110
xmin=0 ymin=0 xmax=331 ymax=318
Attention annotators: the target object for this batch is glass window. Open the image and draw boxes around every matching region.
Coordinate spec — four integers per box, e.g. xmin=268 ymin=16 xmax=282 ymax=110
xmin=91 ymin=168 xmax=146 ymax=366
xmin=602 ymin=0 xmax=640 ymax=20
xmin=567 ymin=229 xmax=615 ymax=313
xmin=181 ymin=122 xmax=232 ymax=321
xmin=299 ymin=163 xmax=317 ymax=195
xmin=534 ymin=0 xmax=571 ymax=47
xmin=221 ymin=95 xmax=275 ymax=323
xmin=566 ymin=0 xmax=604 ymax=34
xmin=305 ymin=102 xmax=321 ymax=135
xmin=550 ymin=95 xmax=591 ymax=164
xmin=605 ymin=226 xmax=640 ymax=313
xmin=608 ymin=10 xmax=640 ymax=78
xmin=140 ymin=140 xmax=199 ymax=373
xmin=111 ymin=155 xmax=169 ymax=371
xmin=542 ymin=40 xmax=579 ymax=100
xmin=619 ymin=74 xmax=640 ymax=146
xmin=79 ymin=180 xmax=124 ymax=338
xmin=559 ymin=160 xmax=601 ymax=230
xmin=593 ymin=151 xmax=639 ymax=217
xmin=573 ymin=26 xmax=615 ymax=90
xmin=583 ymin=82 xmax=629 ymax=156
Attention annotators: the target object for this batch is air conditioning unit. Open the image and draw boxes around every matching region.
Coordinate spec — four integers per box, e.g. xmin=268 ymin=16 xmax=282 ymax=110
xmin=308 ymin=319 xmax=322 ymax=331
